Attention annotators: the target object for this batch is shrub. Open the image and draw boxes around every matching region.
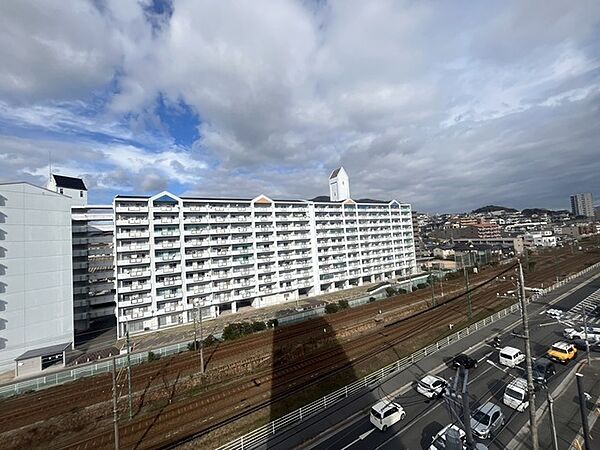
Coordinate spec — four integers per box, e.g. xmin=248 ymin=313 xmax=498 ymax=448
xmin=147 ymin=351 xmax=160 ymax=362
xmin=416 ymin=283 xmax=429 ymax=290
xmin=203 ymin=334 xmax=217 ymax=347
xmin=251 ymin=321 xmax=267 ymax=332
xmin=325 ymin=303 xmax=340 ymax=314
xmin=267 ymin=318 xmax=279 ymax=328
xmin=368 ymin=297 xmax=376 ymax=303
xmin=338 ymin=299 xmax=350 ymax=310
xmin=187 ymin=341 xmax=199 ymax=351
xmin=385 ymin=287 xmax=397 ymax=297
xmin=397 ymin=288 xmax=407 ymax=295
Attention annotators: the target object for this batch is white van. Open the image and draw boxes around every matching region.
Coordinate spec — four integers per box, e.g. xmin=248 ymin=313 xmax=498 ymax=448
xmin=499 ymin=346 xmax=525 ymax=368
xmin=503 ymin=378 xmax=529 ymax=412
xmin=370 ymin=399 xmax=406 ymax=431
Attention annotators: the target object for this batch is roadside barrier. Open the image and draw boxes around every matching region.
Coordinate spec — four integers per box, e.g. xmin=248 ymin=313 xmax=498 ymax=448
xmin=216 ymin=261 xmax=600 ymax=450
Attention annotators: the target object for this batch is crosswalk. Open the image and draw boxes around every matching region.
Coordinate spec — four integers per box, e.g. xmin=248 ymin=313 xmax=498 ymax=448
xmin=543 ymin=288 xmax=600 ymax=327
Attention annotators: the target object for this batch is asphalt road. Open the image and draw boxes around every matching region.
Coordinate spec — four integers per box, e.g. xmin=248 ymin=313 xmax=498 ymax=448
xmin=262 ymin=269 xmax=600 ymax=450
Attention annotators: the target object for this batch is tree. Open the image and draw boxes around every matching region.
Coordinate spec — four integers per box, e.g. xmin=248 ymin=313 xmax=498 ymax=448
xmin=325 ymin=303 xmax=340 ymax=314
xmin=338 ymin=299 xmax=350 ymax=310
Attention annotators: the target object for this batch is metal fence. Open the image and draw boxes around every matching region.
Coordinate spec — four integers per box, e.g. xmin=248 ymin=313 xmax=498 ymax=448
xmin=216 ymin=261 xmax=600 ymax=450
xmin=1 ymin=261 xmax=598 ymax=401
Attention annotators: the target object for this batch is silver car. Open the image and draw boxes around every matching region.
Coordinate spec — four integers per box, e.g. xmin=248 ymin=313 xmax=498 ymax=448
xmin=470 ymin=402 xmax=504 ymax=439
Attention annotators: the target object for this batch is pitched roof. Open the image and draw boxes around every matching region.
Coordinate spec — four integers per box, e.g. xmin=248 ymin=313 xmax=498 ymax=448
xmin=52 ymin=174 xmax=87 ymax=191
xmin=329 ymin=167 xmax=342 ymax=179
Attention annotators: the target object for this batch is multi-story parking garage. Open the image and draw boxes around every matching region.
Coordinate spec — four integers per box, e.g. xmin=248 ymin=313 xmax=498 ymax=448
xmin=113 ymin=192 xmax=416 ymax=337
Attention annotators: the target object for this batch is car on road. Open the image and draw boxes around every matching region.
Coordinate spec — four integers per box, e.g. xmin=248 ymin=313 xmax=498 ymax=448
xmin=563 ymin=326 xmax=600 ymax=340
xmin=498 ymin=346 xmax=526 ymax=368
xmin=532 ymin=358 xmax=556 ymax=385
xmin=416 ymin=374 xmax=447 ymax=399
xmin=429 ymin=424 xmax=466 ymax=450
xmin=503 ymin=377 xmax=529 ymax=412
xmin=572 ymin=338 xmax=600 ymax=351
xmin=546 ymin=341 xmax=577 ymax=364
xmin=369 ymin=399 xmax=406 ymax=431
xmin=452 ymin=353 xmax=478 ymax=370
xmin=470 ymin=402 xmax=505 ymax=439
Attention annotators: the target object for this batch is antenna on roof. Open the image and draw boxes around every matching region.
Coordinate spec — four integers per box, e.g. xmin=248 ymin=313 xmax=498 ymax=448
xmin=48 ymin=151 xmax=52 ymax=180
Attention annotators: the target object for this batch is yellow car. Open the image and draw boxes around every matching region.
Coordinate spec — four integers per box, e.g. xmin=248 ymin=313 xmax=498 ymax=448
xmin=547 ymin=341 xmax=577 ymax=364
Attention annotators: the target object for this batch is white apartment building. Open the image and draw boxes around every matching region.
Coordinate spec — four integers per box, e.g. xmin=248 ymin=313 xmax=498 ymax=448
xmin=523 ymin=230 xmax=557 ymax=248
xmin=114 ymin=192 xmax=416 ymax=337
xmin=0 ymin=182 xmax=74 ymax=373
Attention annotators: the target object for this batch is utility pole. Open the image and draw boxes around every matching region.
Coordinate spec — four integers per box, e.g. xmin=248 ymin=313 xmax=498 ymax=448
xmin=192 ymin=309 xmax=198 ymax=352
xmin=125 ymin=324 xmax=133 ymax=420
xmin=439 ymin=266 xmax=444 ymax=297
xmin=576 ymin=373 xmax=592 ymax=450
xmin=554 ymin=254 xmax=559 ymax=283
xmin=111 ymin=357 xmax=120 ymax=450
xmin=582 ymin=305 xmax=591 ymax=366
xmin=518 ymin=260 xmax=539 ymax=450
xmin=461 ymin=368 xmax=475 ymax=449
xmin=547 ymin=390 xmax=558 ymax=450
xmin=430 ymin=269 xmax=436 ymax=307
xmin=464 ymin=266 xmax=472 ymax=319
xmin=196 ymin=302 xmax=205 ymax=374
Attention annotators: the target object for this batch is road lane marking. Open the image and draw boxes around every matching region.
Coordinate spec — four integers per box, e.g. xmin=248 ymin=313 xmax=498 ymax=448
xmin=339 ymin=428 xmax=376 ymax=450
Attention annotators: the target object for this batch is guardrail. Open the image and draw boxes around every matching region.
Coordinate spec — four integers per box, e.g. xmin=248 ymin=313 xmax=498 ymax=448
xmin=1 ymin=262 xmax=598 ymax=400
xmin=216 ymin=261 xmax=600 ymax=450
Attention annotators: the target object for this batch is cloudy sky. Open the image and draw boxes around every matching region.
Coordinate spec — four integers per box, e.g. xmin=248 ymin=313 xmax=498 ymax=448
xmin=1 ymin=0 xmax=599 ymax=213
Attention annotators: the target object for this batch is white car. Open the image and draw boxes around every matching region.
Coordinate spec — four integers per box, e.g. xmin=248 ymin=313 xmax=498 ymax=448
xmin=416 ymin=374 xmax=447 ymax=398
xmin=499 ymin=346 xmax=526 ymax=368
xmin=563 ymin=327 xmax=600 ymax=340
xmin=429 ymin=424 xmax=466 ymax=450
xmin=369 ymin=399 xmax=406 ymax=431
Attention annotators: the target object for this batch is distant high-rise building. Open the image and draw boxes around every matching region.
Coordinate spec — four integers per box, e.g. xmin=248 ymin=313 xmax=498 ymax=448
xmin=329 ymin=167 xmax=350 ymax=201
xmin=570 ymin=193 xmax=594 ymax=218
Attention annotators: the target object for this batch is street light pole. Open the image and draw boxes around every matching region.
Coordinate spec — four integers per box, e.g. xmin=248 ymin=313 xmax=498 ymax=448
xmin=576 ymin=373 xmax=592 ymax=450
xmin=547 ymin=390 xmax=559 ymax=450
xmin=111 ymin=357 xmax=120 ymax=450
xmin=430 ymin=268 xmax=436 ymax=307
xmin=192 ymin=308 xmax=198 ymax=352
xmin=518 ymin=260 xmax=539 ymax=450
xmin=583 ymin=305 xmax=591 ymax=366
xmin=195 ymin=301 xmax=205 ymax=374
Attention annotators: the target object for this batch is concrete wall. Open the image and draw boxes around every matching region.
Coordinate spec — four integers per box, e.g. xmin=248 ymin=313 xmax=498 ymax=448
xmin=0 ymin=183 xmax=74 ymax=372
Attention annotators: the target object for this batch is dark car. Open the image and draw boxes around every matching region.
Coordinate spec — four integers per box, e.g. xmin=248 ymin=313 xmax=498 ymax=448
xmin=532 ymin=358 xmax=556 ymax=385
xmin=452 ymin=354 xmax=478 ymax=370
xmin=572 ymin=339 xmax=600 ymax=352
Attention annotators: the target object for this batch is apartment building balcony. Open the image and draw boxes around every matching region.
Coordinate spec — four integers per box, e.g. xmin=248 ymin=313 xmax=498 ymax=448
xmin=116 ymin=230 xmax=150 ymax=240
xmin=115 ymin=204 xmax=149 ymax=213
xmin=187 ymin=250 xmax=210 ymax=260
xmin=229 ymin=215 xmax=252 ymax=223
xmin=255 ymin=233 xmax=275 ymax=242
xmin=208 ymin=226 xmax=231 ymax=235
xmin=185 ymin=226 xmax=206 ymax=235
xmin=154 ymin=228 xmax=179 ymax=237
xmin=185 ymin=215 xmax=209 ymax=224
xmin=231 ymin=258 xmax=254 ymax=267
xmin=119 ymin=282 xmax=152 ymax=293
xmin=118 ymin=268 xmax=151 ymax=280
xmin=257 ymin=265 xmax=276 ymax=274
xmin=231 ymin=247 xmax=253 ymax=256
xmin=184 ymin=204 xmax=209 ymax=212
xmin=186 ymin=263 xmax=210 ymax=273
xmin=155 ymin=264 xmax=181 ymax=275
xmin=230 ymin=228 xmax=253 ymax=236
xmin=156 ymin=290 xmax=183 ymax=301
xmin=155 ymin=278 xmax=182 ymax=289
xmin=156 ymin=252 xmax=180 ymax=262
xmin=154 ymin=204 xmax=180 ymax=213
xmin=184 ymin=239 xmax=210 ymax=248
xmin=116 ymin=217 xmax=150 ymax=226
xmin=116 ymin=255 xmax=150 ymax=266
xmin=155 ymin=240 xmax=179 ymax=250
xmin=232 ymin=268 xmax=254 ymax=277
xmin=211 ymin=257 xmax=232 ymax=267
xmin=188 ymin=285 xmax=209 ymax=295
xmin=88 ymin=281 xmax=116 ymax=292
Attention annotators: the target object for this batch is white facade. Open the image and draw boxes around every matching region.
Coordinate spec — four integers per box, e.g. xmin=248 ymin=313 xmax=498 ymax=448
xmin=113 ymin=192 xmax=416 ymax=337
xmin=523 ymin=231 xmax=557 ymax=248
xmin=329 ymin=167 xmax=351 ymax=201
xmin=71 ymin=205 xmax=116 ymax=331
xmin=0 ymin=183 xmax=74 ymax=372
xmin=570 ymin=193 xmax=594 ymax=218
xmin=47 ymin=174 xmax=88 ymax=207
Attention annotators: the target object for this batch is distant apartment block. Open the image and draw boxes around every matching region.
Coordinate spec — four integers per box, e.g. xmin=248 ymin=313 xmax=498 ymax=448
xmin=114 ymin=192 xmax=416 ymax=337
xmin=329 ymin=167 xmax=351 ymax=201
xmin=457 ymin=222 xmax=501 ymax=240
xmin=570 ymin=192 xmax=594 ymax=218
xmin=71 ymin=205 xmax=115 ymax=331
xmin=0 ymin=182 xmax=74 ymax=373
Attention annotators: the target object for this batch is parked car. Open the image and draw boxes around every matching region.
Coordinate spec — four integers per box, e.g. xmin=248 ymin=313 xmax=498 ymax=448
xmin=470 ymin=402 xmax=505 ymax=439
xmin=532 ymin=358 xmax=556 ymax=385
xmin=547 ymin=341 xmax=577 ymax=364
xmin=416 ymin=374 xmax=447 ymax=398
xmin=370 ymin=399 xmax=406 ymax=431
xmin=429 ymin=424 xmax=466 ymax=450
xmin=452 ymin=353 xmax=478 ymax=370
xmin=503 ymin=377 xmax=529 ymax=412
xmin=498 ymin=346 xmax=526 ymax=368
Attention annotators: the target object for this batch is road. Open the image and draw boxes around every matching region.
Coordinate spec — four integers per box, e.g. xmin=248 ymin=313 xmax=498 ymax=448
xmin=261 ymin=269 xmax=600 ymax=450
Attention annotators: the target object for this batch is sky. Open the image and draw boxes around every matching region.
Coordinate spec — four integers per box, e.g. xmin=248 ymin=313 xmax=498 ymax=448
xmin=0 ymin=0 xmax=599 ymax=213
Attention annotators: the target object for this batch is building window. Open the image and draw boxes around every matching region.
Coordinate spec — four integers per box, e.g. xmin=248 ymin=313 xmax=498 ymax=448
xmin=80 ymin=191 xmax=83 ymax=197
xmin=59 ymin=188 xmax=63 ymax=194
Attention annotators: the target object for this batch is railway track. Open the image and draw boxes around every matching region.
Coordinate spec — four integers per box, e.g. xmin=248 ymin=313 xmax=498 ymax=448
xmin=3 ymin=248 xmax=599 ymax=449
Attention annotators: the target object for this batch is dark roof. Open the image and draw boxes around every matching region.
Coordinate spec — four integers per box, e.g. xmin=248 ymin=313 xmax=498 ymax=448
xmin=53 ymin=174 xmax=87 ymax=191
xmin=15 ymin=342 xmax=71 ymax=361
xmin=329 ymin=167 xmax=341 ymax=179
